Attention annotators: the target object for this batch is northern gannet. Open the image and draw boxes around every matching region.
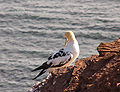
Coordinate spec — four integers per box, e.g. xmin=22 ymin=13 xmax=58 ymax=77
xmin=32 ymin=31 xmax=79 ymax=79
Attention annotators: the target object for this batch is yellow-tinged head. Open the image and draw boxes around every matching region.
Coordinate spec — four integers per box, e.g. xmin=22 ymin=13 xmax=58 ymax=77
xmin=64 ymin=31 xmax=76 ymax=46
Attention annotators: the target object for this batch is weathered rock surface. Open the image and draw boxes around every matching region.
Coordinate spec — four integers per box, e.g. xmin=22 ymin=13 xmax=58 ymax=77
xmin=30 ymin=38 xmax=120 ymax=92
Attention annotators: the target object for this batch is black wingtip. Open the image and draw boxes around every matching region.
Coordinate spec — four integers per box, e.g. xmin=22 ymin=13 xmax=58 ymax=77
xmin=31 ymin=69 xmax=36 ymax=72
xmin=31 ymin=66 xmax=42 ymax=72
xmin=32 ymin=77 xmax=37 ymax=80
xmin=32 ymin=70 xmax=46 ymax=80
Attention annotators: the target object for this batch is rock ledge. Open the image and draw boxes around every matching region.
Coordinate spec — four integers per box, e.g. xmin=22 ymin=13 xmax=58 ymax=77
xmin=30 ymin=38 xmax=120 ymax=92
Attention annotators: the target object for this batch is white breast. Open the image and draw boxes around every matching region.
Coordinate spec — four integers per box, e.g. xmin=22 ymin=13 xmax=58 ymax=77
xmin=65 ymin=40 xmax=79 ymax=65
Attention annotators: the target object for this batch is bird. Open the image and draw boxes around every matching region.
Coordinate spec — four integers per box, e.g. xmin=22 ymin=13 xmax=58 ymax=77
xmin=32 ymin=31 xmax=79 ymax=79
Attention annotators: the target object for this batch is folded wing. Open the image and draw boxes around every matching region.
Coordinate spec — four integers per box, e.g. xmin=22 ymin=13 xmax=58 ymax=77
xmin=32 ymin=48 xmax=73 ymax=79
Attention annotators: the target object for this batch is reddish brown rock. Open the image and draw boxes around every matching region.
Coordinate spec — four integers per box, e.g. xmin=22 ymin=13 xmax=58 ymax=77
xmin=97 ymin=38 xmax=120 ymax=56
xmin=30 ymin=38 xmax=120 ymax=92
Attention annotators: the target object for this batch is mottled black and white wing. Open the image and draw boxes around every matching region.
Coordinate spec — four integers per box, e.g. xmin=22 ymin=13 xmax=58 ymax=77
xmin=47 ymin=49 xmax=73 ymax=67
xmin=32 ymin=48 xmax=73 ymax=79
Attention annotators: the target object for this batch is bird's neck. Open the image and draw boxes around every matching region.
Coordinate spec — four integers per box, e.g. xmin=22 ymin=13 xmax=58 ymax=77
xmin=65 ymin=40 xmax=77 ymax=49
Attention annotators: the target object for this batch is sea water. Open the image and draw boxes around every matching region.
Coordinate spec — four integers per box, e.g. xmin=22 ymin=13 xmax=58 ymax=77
xmin=0 ymin=0 xmax=120 ymax=92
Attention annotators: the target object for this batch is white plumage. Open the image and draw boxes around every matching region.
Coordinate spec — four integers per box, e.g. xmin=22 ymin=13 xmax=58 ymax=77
xmin=32 ymin=31 xmax=79 ymax=79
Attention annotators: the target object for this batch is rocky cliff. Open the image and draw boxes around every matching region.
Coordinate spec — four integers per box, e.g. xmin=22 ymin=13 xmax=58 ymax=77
xmin=30 ymin=38 xmax=120 ymax=92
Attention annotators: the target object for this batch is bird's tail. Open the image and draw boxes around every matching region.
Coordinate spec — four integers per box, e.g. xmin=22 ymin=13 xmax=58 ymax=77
xmin=32 ymin=62 xmax=52 ymax=79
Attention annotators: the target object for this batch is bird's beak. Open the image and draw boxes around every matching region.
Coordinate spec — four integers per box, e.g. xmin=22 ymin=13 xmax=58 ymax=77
xmin=64 ymin=38 xmax=68 ymax=47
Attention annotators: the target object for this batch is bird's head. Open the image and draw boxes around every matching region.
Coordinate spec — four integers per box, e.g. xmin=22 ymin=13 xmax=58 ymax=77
xmin=64 ymin=31 xmax=76 ymax=47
